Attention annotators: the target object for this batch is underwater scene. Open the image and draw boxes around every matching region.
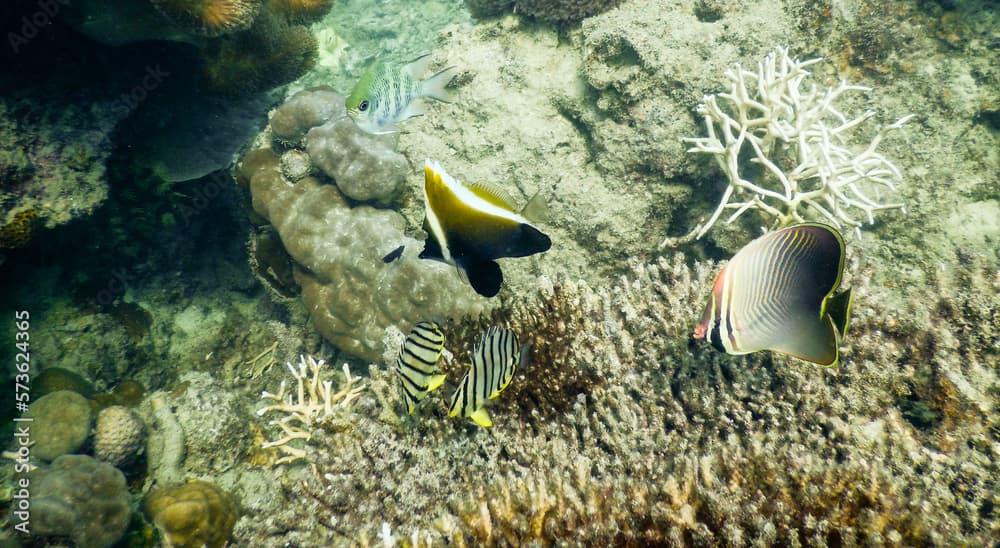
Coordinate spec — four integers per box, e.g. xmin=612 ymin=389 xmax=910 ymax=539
xmin=0 ymin=0 xmax=998 ymax=546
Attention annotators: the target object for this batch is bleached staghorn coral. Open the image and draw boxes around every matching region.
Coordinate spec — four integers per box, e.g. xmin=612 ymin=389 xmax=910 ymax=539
xmin=256 ymin=355 xmax=365 ymax=465
xmin=665 ymin=46 xmax=914 ymax=245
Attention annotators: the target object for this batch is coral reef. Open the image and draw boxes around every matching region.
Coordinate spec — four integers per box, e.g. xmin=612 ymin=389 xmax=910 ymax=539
xmin=150 ymin=0 xmax=260 ymax=36
xmin=163 ymin=371 xmax=252 ymax=474
xmin=62 ymin=0 xmax=328 ymax=94
xmin=234 ymin=252 xmax=998 ymax=545
xmin=144 ymin=479 xmax=239 ymax=548
xmin=517 ymin=0 xmax=623 ymax=23
xmin=237 ymin=88 xmax=488 ymax=361
xmin=29 ymin=455 xmax=132 ymax=547
xmin=269 ymin=87 xmax=345 ymax=145
xmin=268 ymin=0 xmax=334 ymax=24
xmin=255 ymin=355 xmax=365 ymax=464
xmin=464 ymin=0 xmax=621 ymax=23
xmin=0 ymin=93 xmax=118 ymax=244
xmin=94 ymin=405 xmax=147 ymax=467
xmin=201 ymin=10 xmax=318 ymax=95
xmin=305 ymin=115 xmax=407 ymax=203
xmin=26 ymin=390 xmax=93 ymax=461
xmin=671 ymin=46 xmax=912 ymax=244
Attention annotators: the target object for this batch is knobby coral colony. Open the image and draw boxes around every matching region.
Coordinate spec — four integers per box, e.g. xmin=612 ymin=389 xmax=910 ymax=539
xmin=668 ymin=46 xmax=913 ymax=245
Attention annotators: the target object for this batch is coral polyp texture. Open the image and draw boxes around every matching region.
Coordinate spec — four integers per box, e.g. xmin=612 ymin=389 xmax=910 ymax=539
xmin=144 ymin=480 xmax=239 ymax=548
xmin=150 ymin=0 xmax=260 ymax=36
xmin=234 ymin=253 xmax=998 ymax=546
xmin=669 ymin=46 xmax=913 ymax=245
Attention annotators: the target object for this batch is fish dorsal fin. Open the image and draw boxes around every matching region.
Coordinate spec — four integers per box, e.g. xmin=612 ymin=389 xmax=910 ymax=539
xmin=463 ymin=181 xmax=518 ymax=212
xmin=404 ymin=53 xmax=433 ymax=79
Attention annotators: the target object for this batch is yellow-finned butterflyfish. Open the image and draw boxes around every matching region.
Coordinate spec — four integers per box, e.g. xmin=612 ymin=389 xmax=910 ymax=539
xmin=694 ymin=223 xmax=853 ymax=366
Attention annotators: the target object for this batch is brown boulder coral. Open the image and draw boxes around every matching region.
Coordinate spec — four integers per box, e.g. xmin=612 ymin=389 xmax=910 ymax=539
xmin=145 ymin=480 xmax=239 ymax=548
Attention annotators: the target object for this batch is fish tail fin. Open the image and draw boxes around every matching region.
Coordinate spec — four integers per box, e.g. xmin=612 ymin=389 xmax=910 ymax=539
xmin=404 ymin=53 xmax=434 ymax=78
xmin=824 ymin=288 xmax=853 ymax=337
xmin=421 ymin=66 xmax=457 ymax=103
xmin=469 ymin=407 xmax=493 ymax=428
xmin=426 ymin=374 xmax=447 ymax=392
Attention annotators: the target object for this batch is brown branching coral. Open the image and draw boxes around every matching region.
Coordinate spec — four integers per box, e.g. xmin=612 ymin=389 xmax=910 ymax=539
xmin=201 ymin=10 xmax=318 ymax=95
xmin=236 ymin=254 xmax=999 ymax=546
xmin=268 ymin=0 xmax=335 ymax=24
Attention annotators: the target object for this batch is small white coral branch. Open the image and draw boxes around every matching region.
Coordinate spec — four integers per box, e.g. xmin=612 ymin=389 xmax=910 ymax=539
xmin=257 ymin=355 xmax=365 ymax=464
xmin=663 ymin=46 xmax=913 ymax=247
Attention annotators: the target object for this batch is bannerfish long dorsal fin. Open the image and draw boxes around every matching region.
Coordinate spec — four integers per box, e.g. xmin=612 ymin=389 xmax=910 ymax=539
xmin=464 ymin=181 xmax=518 ymax=211
xmin=697 ymin=223 xmax=849 ymax=366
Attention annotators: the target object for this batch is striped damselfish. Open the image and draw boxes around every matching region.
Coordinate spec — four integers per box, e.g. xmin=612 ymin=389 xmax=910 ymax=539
xmin=395 ymin=321 xmax=448 ymax=414
xmin=346 ymin=54 xmax=456 ymax=134
xmin=694 ymin=223 xmax=853 ymax=366
xmin=420 ymin=160 xmax=551 ymax=298
xmin=449 ymin=327 xmax=520 ymax=428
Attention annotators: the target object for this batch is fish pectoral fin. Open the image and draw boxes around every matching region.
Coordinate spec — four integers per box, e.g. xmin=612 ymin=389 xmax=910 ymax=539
xmin=426 ymin=374 xmax=447 ymax=392
xmin=469 ymin=407 xmax=493 ymax=428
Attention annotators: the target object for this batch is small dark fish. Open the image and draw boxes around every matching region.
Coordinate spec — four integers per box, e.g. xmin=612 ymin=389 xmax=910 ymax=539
xmin=694 ymin=223 xmax=853 ymax=366
xmin=420 ymin=160 xmax=551 ymax=298
xmin=382 ymin=245 xmax=405 ymax=263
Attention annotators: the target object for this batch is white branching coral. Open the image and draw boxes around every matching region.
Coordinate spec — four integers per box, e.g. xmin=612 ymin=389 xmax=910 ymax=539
xmin=665 ymin=46 xmax=914 ymax=246
xmin=257 ymin=355 xmax=365 ymax=465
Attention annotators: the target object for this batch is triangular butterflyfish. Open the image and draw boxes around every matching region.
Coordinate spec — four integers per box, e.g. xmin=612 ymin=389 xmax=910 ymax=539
xmin=420 ymin=160 xmax=551 ymax=298
xmin=694 ymin=223 xmax=853 ymax=366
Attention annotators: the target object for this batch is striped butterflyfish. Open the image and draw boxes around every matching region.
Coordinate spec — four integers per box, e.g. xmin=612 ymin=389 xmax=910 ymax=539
xmin=448 ymin=327 xmax=520 ymax=428
xmin=395 ymin=321 xmax=448 ymax=414
xmin=420 ymin=160 xmax=551 ymax=298
xmin=694 ymin=223 xmax=853 ymax=366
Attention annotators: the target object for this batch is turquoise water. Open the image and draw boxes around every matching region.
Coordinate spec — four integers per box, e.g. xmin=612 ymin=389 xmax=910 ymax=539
xmin=1 ymin=0 xmax=997 ymax=546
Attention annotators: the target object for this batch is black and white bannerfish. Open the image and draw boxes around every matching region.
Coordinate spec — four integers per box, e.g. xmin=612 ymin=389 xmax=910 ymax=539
xmin=395 ymin=321 xmax=448 ymax=414
xmin=449 ymin=327 xmax=521 ymax=428
xmin=694 ymin=223 xmax=853 ymax=366
xmin=420 ymin=160 xmax=551 ymax=298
